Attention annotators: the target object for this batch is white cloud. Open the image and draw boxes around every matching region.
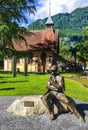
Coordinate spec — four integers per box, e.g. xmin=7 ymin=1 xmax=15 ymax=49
xmin=29 ymin=0 xmax=88 ymax=23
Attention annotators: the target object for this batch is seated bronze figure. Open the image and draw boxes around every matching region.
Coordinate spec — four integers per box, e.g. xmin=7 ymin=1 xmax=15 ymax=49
xmin=41 ymin=65 xmax=85 ymax=123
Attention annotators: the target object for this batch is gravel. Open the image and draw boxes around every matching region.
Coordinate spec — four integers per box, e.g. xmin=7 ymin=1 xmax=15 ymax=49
xmin=0 ymin=96 xmax=88 ymax=130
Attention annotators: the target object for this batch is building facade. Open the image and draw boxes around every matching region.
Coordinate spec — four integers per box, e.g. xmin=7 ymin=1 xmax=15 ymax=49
xmin=4 ymin=13 xmax=59 ymax=72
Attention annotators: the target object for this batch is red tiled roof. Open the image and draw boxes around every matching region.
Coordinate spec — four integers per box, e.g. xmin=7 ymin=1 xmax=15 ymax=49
xmin=12 ymin=28 xmax=59 ymax=52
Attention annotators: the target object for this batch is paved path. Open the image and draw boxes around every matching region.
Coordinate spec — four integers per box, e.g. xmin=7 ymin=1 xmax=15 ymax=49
xmin=0 ymin=96 xmax=88 ymax=130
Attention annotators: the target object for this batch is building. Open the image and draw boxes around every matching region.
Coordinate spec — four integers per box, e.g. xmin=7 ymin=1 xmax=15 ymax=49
xmin=4 ymin=11 xmax=59 ymax=72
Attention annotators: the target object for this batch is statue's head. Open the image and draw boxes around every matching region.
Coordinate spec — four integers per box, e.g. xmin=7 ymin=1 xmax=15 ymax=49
xmin=47 ymin=65 xmax=59 ymax=75
xmin=51 ymin=65 xmax=59 ymax=75
xmin=51 ymin=65 xmax=58 ymax=71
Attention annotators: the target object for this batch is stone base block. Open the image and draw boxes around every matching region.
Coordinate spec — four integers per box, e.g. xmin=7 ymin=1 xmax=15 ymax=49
xmin=7 ymin=95 xmax=76 ymax=116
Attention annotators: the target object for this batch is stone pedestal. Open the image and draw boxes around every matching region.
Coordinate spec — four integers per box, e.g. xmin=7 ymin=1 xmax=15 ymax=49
xmin=7 ymin=96 xmax=48 ymax=116
xmin=7 ymin=95 xmax=75 ymax=116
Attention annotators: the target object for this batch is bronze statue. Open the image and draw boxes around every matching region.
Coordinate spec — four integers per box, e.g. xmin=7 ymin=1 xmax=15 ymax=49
xmin=41 ymin=65 xmax=85 ymax=123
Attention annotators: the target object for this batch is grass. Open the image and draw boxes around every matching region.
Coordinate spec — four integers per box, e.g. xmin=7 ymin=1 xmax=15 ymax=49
xmin=61 ymin=72 xmax=84 ymax=77
xmin=0 ymin=71 xmax=88 ymax=102
xmin=0 ymin=72 xmax=49 ymax=96
xmin=72 ymin=78 xmax=88 ymax=88
xmin=65 ymin=78 xmax=88 ymax=102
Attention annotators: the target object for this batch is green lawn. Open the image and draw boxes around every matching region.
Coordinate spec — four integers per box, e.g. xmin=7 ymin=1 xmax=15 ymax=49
xmin=0 ymin=71 xmax=88 ymax=102
xmin=72 ymin=78 xmax=88 ymax=88
xmin=0 ymin=72 xmax=49 ymax=96
xmin=61 ymin=72 xmax=84 ymax=77
xmin=65 ymin=78 xmax=88 ymax=102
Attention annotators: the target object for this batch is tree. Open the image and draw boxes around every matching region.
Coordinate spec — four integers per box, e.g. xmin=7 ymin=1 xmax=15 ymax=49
xmin=0 ymin=0 xmax=36 ymax=23
xmin=83 ymin=26 xmax=88 ymax=38
xmin=0 ymin=0 xmax=36 ymax=77
xmin=77 ymin=26 xmax=88 ymax=70
xmin=0 ymin=0 xmax=36 ymax=46
xmin=24 ymin=57 xmax=28 ymax=76
xmin=60 ymin=39 xmax=71 ymax=60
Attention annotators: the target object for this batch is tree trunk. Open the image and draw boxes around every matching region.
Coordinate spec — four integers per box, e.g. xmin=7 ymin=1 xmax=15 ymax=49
xmin=43 ymin=63 xmax=45 ymax=73
xmin=12 ymin=55 xmax=16 ymax=78
xmin=24 ymin=57 xmax=28 ymax=76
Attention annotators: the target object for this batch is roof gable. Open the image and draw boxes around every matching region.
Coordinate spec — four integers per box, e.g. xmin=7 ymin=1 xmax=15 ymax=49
xmin=13 ymin=28 xmax=59 ymax=51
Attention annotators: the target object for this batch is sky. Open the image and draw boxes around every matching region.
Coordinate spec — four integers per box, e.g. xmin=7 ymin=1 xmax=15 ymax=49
xmin=21 ymin=0 xmax=88 ymax=26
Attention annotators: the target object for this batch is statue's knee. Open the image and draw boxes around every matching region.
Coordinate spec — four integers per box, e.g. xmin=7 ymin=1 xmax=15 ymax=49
xmin=41 ymin=95 xmax=47 ymax=101
xmin=65 ymin=100 xmax=71 ymax=106
xmin=41 ymin=95 xmax=44 ymax=101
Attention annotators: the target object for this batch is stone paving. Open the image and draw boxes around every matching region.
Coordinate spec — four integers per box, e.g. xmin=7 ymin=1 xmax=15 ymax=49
xmin=0 ymin=96 xmax=88 ymax=130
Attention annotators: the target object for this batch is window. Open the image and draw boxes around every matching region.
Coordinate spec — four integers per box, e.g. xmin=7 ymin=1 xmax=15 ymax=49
xmin=28 ymin=52 xmax=33 ymax=64
xmin=35 ymin=56 xmax=39 ymax=63
xmin=16 ymin=58 xmax=20 ymax=64
xmin=49 ymin=56 xmax=53 ymax=63
xmin=28 ymin=57 xmax=32 ymax=64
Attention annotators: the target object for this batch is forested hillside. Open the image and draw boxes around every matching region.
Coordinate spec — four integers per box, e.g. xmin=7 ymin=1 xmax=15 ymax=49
xmin=28 ymin=6 xmax=88 ymax=36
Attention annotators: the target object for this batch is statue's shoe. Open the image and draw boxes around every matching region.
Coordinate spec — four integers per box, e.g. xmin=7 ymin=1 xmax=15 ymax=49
xmin=50 ymin=113 xmax=55 ymax=120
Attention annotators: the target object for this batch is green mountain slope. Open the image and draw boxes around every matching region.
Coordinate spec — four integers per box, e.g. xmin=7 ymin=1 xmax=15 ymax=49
xmin=28 ymin=6 xmax=88 ymax=36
